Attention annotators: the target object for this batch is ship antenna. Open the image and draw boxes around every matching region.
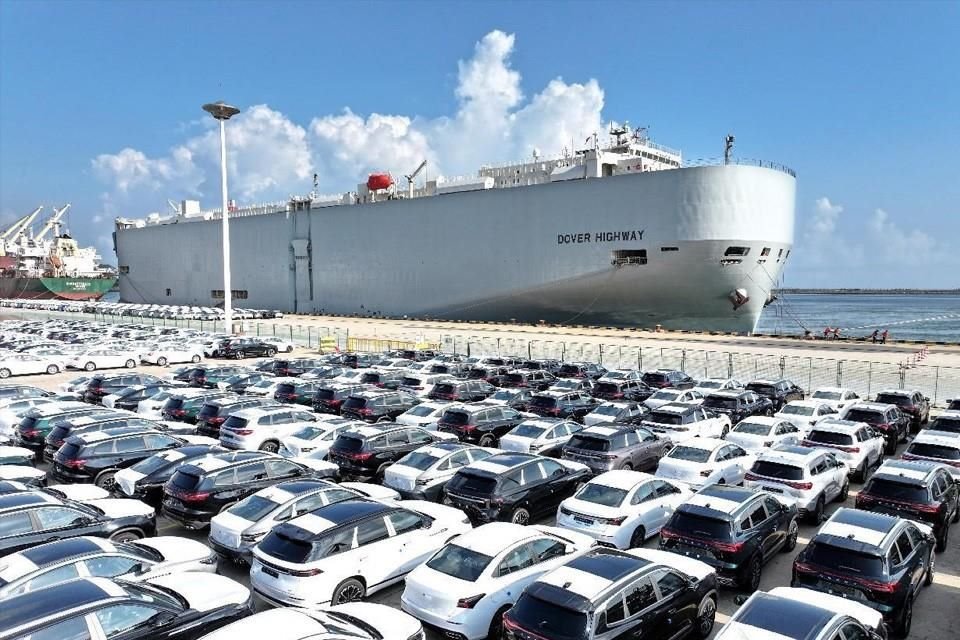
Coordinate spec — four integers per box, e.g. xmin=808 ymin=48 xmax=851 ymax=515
xmin=724 ymin=134 xmax=735 ymax=164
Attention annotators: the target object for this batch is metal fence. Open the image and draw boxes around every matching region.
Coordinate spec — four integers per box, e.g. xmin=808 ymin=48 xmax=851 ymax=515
xmin=9 ymin=310 xmax=960 ymax=406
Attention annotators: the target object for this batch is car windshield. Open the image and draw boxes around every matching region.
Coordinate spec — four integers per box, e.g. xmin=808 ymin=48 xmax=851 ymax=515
xmin=593 ymin=405 xmax=621 ymax=416
xmin=813 ymin=390 xmax=843 ymax=401
xmin=844 ymin=409 xmax=883 ymax=424
xmin=425 ymin=544 xmax=493 ymax=582
xmin=398 ymin=452 xmax=440 ymax=471
xmin=292 ymin=426 xmax=326 ymax=440
xmin=807 ymin=542 xmax=883 ymax=576
xmin=510 ymin=424 xmax=547 ymax=438
xmin=647 ymin=411 xmax=682 ymax=425
xmin=929 ymin=417 xmax=960 ymax=433
xmin=491 ymin=390 xmax=516 ymax=401
xmin=908 ymin=443 xmax=960 ymax=460
xmin=406 ymin=406 xmax=437 ymax=418
xmin=780 ymin=405 xmax=814 ymax=416
xmin=446 ymin=472 xmax=497 ymax=495
xmin=864 ymin=478 xmax=929 ymax=502
xmin=651 ymin=390 xmax=679 ymax=401
xmin=875 ymin=393 xmax=912 ymax=407
xmin=566 ymin=435 xmax=609 ymax=451
xmin=229 ymin=494 xmax=281 ymax=521
xmin=807 ymin=430 xmax=853 ymax=445
xmin=530 ymin=396 xmax=558 ymax=409
xmin=751 ymin=460 xmax=803 ymax=480
xmin=697 ymin=380 xmax=724 ymax=389
xmin=509 ymin=594 xmax=589 ymax=640
xmin=575 ymin=483 xmax=628 ymax=507
xmin=733 ymin=422 xmax=772 ymax=436
xmin=668 ymin=445 xmax=711 ymax=463
xmin=702 ymin=396 xmax=738 ymax=409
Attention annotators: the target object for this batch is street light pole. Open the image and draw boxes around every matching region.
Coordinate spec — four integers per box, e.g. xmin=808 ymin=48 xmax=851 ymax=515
xmin=202 ymin=101 xmax=241 ymax=336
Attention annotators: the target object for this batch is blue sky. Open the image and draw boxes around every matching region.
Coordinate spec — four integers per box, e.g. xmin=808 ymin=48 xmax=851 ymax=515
xmin=1 ymin=0 xmax=958 ymax=287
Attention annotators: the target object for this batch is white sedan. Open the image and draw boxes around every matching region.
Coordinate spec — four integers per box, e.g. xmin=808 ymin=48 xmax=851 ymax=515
xmin=260 ymin=336 xmax=296 ymax=353
xmin=774 ymin=400 xmax=840 ymax=433
xmin=724 ymin=417 xmax=803 ymax=451
xmin=0 ymin=354 xmax=66 ymax=378
xmin=693 ymin=377 xmax=744 ymax=396
xmin=810 ymin=387 xmax=861 ymax=413
xmin=555 ymin=470 xmax=692 ymax=549
xmin=401 ymin=523 xmax=594 ymax=640
xmin=655 ymin=438 xmax=756 ymax=489
xmin=142 ymin=345 xmax=204 ymax=366
xmin=498 ymin=419 xmax=582 ymax=456
xmin=67 ymin=349 xmax=139 ymax=371
xmin=644 ymin=388 xmax=703 ymax=409
xmin=395 ymin=401 xmax=452 ymax=428
xmin=0 ymin=535 xmax=218 ymax=597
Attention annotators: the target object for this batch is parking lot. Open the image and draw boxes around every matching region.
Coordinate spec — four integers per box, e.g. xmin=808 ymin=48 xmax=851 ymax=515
xmin=5 ymin=353 xmax=958 ymax=640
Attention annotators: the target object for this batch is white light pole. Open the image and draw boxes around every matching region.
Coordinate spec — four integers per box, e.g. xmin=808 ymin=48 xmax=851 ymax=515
xmin=202 ymin=101 xmax=241 ymax=335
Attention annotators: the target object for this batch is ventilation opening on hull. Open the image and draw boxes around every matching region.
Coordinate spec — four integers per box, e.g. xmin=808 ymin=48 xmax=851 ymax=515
xmin=724 ymin=246 xmax=751 ymax=256
xmin=611 ymin=250 xmax=648 ymax=267
xmin=660 ymin=246 xmax=679 ymax=252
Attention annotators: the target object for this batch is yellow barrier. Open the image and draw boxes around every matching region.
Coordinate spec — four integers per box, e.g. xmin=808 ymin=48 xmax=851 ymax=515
xmin=319 ymin=337 xmax=338 ymax=354
xmin=346 ymin=337 xmax=441 ymax=353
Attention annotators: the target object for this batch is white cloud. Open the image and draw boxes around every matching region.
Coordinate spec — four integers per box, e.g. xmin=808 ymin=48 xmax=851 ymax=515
xmin=811 ymin=196 xmax=842 ymax=234
xmin=92 ymin=30 xmax=606 ymax=213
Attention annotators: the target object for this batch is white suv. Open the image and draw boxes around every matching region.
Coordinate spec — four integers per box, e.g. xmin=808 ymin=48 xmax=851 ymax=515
xmin=640 ymin=402 xmax=730 ymax=444
xmin=810 ymin=387 xmax=861 ymax=413
xmin=401 ymin=523 xmax=594 ymax=640
xmin=744 ymin=445 xmax=849 ymax=523
xmin=801 ymin=417 xmax=885 ymax=481
xmin=219 ymin=406 xmax=318 ymax=453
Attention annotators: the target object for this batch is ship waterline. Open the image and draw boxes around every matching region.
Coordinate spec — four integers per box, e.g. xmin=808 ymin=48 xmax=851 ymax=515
xmin=116 ymin=156 xmax=796 ymax=333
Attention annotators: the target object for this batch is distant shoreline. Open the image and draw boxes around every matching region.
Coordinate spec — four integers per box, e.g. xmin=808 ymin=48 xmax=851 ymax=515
xmin=775 ymin=289 xmax=960 ymax=295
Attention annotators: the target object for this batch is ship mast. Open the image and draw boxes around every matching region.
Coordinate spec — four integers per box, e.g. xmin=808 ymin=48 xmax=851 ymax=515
xmin=35 ymin=204 xmax=70 ymax=241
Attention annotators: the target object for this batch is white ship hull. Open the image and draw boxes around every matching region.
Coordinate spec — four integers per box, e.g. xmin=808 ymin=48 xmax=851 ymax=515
xmin=115 ymin=164 xmax=795 ymax=333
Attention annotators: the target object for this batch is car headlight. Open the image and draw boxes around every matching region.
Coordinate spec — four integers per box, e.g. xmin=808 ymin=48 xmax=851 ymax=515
xmin=241 ymin=531 xmax=266 ymax=543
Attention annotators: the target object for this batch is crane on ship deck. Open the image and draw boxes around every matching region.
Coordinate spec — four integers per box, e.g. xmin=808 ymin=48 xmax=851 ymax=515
xmin=405 ymin=160 xmax=428 ymax=198
xmin=35 ymin=204 xmax=70 ymax=241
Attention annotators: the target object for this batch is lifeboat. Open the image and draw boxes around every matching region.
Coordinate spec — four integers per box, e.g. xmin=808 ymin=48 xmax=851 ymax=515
xmin=366 ymin=173 xmax=394 ymax=191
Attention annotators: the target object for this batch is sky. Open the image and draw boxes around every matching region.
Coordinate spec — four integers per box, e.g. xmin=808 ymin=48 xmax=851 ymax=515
xmin=1 ymin=0 xmax=958 ymax=288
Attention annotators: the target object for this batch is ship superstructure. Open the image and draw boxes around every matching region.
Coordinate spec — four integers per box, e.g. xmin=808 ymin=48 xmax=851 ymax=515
xmin=115 ymin=124 xmax=797 ymax=332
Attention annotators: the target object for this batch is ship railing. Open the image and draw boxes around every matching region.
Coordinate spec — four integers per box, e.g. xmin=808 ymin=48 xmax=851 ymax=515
xmin=682 ymin=157 xmax=797 ymax=178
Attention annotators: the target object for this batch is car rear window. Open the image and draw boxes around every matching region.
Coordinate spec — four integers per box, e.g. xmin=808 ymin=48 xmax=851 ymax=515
xmin=332 ymin=435 xmax=365 ymax=453
xmin=258 ymin=529 xmax=315 ymax=564
xmin=751 ymin=460 xmax=804 ymax=480
xmin=432 ymin=383 xmax=456 ymax=395
xmin=198 ymin=404 xmax=219 ymax=419
xmin=667 ymin=446 xmax=711 ymax=463
xmin=529 ymin=396 xmax=558 ymax=409
xmin=467 ymin=369 xmax=487 ymax=379
xmin=807 ymin=430 xmax=853 ymax=445
xmin=510 ymin=424 xmax=547 ymax=438
xmin=447 ymin=471 xmax=498 ymax=495
xmin=807 ymin=541 xmax=883 ymax=576
xmin=929 ymin=417 xmax=960 ymax=433
xmin=314 ymin=389 xmax=336 ymax=401
xmin=163 ymin=398 xmax=185 ymax=411
xmin=875 ymin=393 xmax=912 ymax=407
xmin=702 ymin=396 xmax=739 ymax=409
xmin=643 ymin=372 xmax=669 ymax=385
xmin=223 ymin=416 xmax=249 ymax=430
xmin=669 ymin=511 xmax=732 ymax=539
xmin=342 ymin=397 xmax=368 ymax=410
xmin=425 ymin=543 xmax=493 ymax=582
xmin=844 ymin=409 xmax=882 ymax=424
xmin=593 ymin=382 xmax=620 ymax=395
xmin=647 ymin=410 xmax=682 ymax=425
xmin=401 ymin=377 xmax=423 ymax=388
xmin=504 ymin=374 xmax=524 ymax=385
xmin=277 ymin=384 xmax=297 ymax=394
xmin=863 ymin=478 xmax=930 ymax=503
xmin=509 ymin=593 xmax=588 ymax=640
xmin=442 ymin=411 xmax=470 ymax=425
xmin=566 ymin=435 xmax=609 ymax=452
xmin=170 ymin=470 xmax=204 ymax=491
xmin=733 ymin=422 xmax=772 ymax=435
xmin=812 ymin=390 xmax=843 ymax=401
xmin=558 ymin=365 xmax=582 ymax=376
xmin=57 ymin=443 xmax=82 ymax=459
xmin=746 ymin=383 xmax=776 ymax=395
xmin=907 ymin=443 xmax=960 ymax=460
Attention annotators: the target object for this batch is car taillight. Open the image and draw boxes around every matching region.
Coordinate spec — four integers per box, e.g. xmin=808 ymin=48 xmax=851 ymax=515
xmin=598 ymin=515 xmax=627 ymax=526
xmin=874 ymin=422 xmax=892 ymax=431
xmin=209 ymin=416 xmax=225 ymax=424
xmin=462 ymin=425 xmax=477 ymax=432
xmin=550 ymin=408 xmax=562 ymax=416
xmin=63 ymin=458 xmax=87 ymax=469
xmin=457 ymin=594 xmax=486 ymax=608
xmin=172 ymin=409 xmax=186 ymax=416
xmin=347 ymin=451 xmax=373 ymax=461
xmin=180 ymin=491 xmax=210 ymax=502
xmin=659 ymin=528 xmax=679 ymax=540
xmin=20 ymin=429 xmax=39 ymax=438
xmin=711 ymin=540 xmax=745 ymax=553
xmin=744 ymin=472 xmax=760 ymax=481
xmin=559 ymin=506 xmax=572 ymax=516
xmin=358 ymin=408 xmax=373 ymax=415
xmin=232 ymin=429 xmax=254 ymax=435
xmin=785 ymin=480 xmax=813 ymax=490
xmin=284 ymin=566 xmax=324 ymax=577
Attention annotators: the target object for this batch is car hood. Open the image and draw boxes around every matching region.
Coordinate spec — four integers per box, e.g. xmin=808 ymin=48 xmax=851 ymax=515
xmin=147 ymin=573 xmax=249 ymax=612
xmin=136 ymin=536 xmax=213 ymax=563
xmin=88 ymin=498 xmax=155 ymax=519
xmin=625 ymin=548 xmax=715 ymax=581
xmin=655 ymin=457 xmax=707 ymax=480
xmin=498 ymin=435 xmax=535 ymax=452
xmin=327 ymin=602 xmax=422 ymax=638
xmin=46 ymin=484 xmax=111 ymax=501
xmin=383 ymin=464 xmax=421 ymax=489
xmin=0 ymin=465 xmax=44 ymax=481
xmin=179 ymin=434 xmax=220 ymax=445
xmin=560 ymin=496 xmax=624 ymax=520
xmin=289 ymin=457 xmax=339 ymax=478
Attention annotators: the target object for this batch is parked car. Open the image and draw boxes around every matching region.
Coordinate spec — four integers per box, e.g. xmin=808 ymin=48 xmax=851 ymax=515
xmin=556 ymin=362 xmax=608 ymax=380
xmin=250 ymin=498 xmax=473 ymax=607
xmin=874 ymin=389 xmax=932 ymax=432
xmin=724 ymin=417 xmax=802 ymax=451
xmin=927 ymin=410 xmax=960 ymax=434
xmin=162 ymin=390 xmax=233 ymax=423
xmin=444 ymin=452 xmax=591 ymax=525
xmin=84 ymin=373 xmax=164 ymax=404
xmin=437 ymin=403 xmax=526 ymax=447
xmin=196 ymin=604 xmax=424 ymax=640
xmin=105 ymin=383 xmax=182 ymax=411
xmin=800 ymin=417 xmax=886 ymax=481
xmin=0 ymin=353 xmax=65 ymax=377
xmin=112 ymin=443 xmax=226 ymax=508
xmin=656 ymin=438 xmax=756 ymax=489
xmin=312 ymin=382 xmax=372 ymax=414
xmin=196 ymin=396 xmax=278 ymax=438
xmin=660 ymin=484 xmax=799 ymax=592
xmin=642 ymin=368 xmax=696 ymax=389
xmin=382 ymin=442 xmax=494 ymax=501
xmin=744 ymin=445 xmax=849 ymax=523
xmin=327 ymin=423 xmax=457 ymax=480
xmin=583 ymin=401 xmax=648 ymax=427
xmin=499 ymin=418 xmax=583 ymax=456
xmin=219 ymin=405 xmax=320 ymax=453
xmin=700 ymin=389 xmax=774 ymax=424
xmin=556 ymin=470 xmax=692 ymax=549
xmin=527 ymin=390 xmax=598 ymax=421
xmin=394 ymin=400 xmax=451 ymax=428
xmin=427 ymin=379 xmax=496 ymax=402
xmin=562 ymin=425 xmax=669 ymax=474
xmin=67 ymin=348 xmax=139 ymax=371
xmin=279 ymin=419 xmax=364 ymax=460
xmin=643 ymin=388 xmax=703 ymax=410
xmin=142 ymin=344 xmax=204 ymax=366
xmin=273 ymin=378 xmax=324 ymax=406
xmin=499 ymin=369 xmax=557 ymax=391
xmin=216 ymin=337 xmax=278 ymax=358
xmin=745 ymin=379 xmax=805 ymax=412
xmin=844 ymin=402 xmax=912 ymax=455
xmin=792 ymin=508 xmax=935 ymax=636
xmin=401 ymin=522 xmax=595 ymax=640
xmin=591 ymin=379 xmax=655 ymax=402
xmin=693 ymin=377 xmax=744 ymax=396
xmin=341 ymin=389 xmax=422 ymax=423
xmin=773 ymin=400 xmax=840 ymax=432
xmin=810 ymin=386 xmax=861 ymax=412
xmin=640 ymin=403 xmax=731 ymax=443
xmin=902 ymin=429 xmax=960 ymax=474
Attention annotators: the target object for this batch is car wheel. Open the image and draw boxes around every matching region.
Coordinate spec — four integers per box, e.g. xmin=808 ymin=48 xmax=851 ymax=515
xmin=266 ymin=349 xmax=277 ymax=357
xmin=110 ymin=529 xmax=143 ymax=543
xmin=629 ymin=525 xmax=646 ymax=548
xmin=694 ymin=595 xmax=717 ymax=639
xmin=332 ymin=577 xmax=366 ymax=604
xmin=782 ymin=517 xmax=800 ymax=552
xmin=488 ymin=606 xmax=511 ymax=640
xmin=925 ymin=549 xmax=935 ymax=585
xmin=721 ymin=424 xmax=730 ymax=437
xmin=157 ymin=357 xmax=168 ymax=367
xmin=191 ymin=354 xmax=201 ymax=363
xmin=286 ymin=346 xmax=294 ymax=353
xmin=478 ymin=434 xmax=497 ymax=447
xmin=936 ymin=524 xmax=949 ymax=553
xmin=809 ymin=495 xmax=825 ymax=525
xmin=84 ymin=361 xmax=96 ymax=371
xmin=838 ymin=479 xmax=850 ymax=502
xmin=95 ymin=471 xmax=117 ymax=490
xmin=511 ymin=507 xmax=530 ymax=525
xmin=895 ymin=596 xmax=912 ymax=638
xmin=740 ymin=554 xmax=762 ymax=593
xmin=125 ymin=359 xmax=136 ymax=368
xmin=620 ymin=462 xmax=633 ymax=471
xmin=258 ymin=440 xmax=280 ymax=454
xmin=0 ymin=368 xmax=9 ymax=379
xmin=763 ymin=408 xmax=773 ymax=417
xmin=855 ymin=461 xmax=868 ymax=483
xmin=46 ymin=364 xmax=59 ymax=374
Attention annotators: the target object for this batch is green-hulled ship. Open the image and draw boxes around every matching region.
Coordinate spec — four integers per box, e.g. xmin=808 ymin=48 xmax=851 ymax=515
xmin=0 ymin=205 xmax=117 ymax=301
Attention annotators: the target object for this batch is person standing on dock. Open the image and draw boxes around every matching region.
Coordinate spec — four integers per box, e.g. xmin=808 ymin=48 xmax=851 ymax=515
xmin=824 ymin=327 xmax=832 ymax=339
xmin=881 ymin=329 xmax=889 ymax=344
xmin=870 ymin=329 xmax=880 ymax=343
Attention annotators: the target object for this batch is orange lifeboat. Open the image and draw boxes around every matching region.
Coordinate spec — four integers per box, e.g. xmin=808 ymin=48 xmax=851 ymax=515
xmin=366 ymin=173 xmax=394 ymax=191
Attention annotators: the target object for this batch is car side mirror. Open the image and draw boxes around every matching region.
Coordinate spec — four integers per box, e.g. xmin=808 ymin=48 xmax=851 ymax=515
xmin=733 ymin=594 xmax=749 ymax=606
xmin=130 ymin=562 xmax=149 ymax=576
xmin=151 ymin=612 xmax=177 ymax=627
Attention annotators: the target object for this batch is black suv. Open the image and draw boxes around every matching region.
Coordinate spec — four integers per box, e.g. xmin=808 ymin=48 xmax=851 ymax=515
xmin=162 ymin=391 xmax=233 ymax=423
xmin=427 ymin=379 xmax=496 ymax=402
xmin=520 ymin=359 xmax=563 ymax=374
xmin=528 ymin=390 xmax=598 ymax=421
xmin=465 ymin=365 xmax=512 ymax=386
xmin=856 ymin=459 xmax=959 ymax=552
xmin=43 ymin=414 xmax=183 ymax=461
xmin=444 ymin=452 xmax=591 ymax=525
xmin=110 ymin=383 xmax=181 ymax=411
xmin=188 ymin=366 xmax=246 ymax=388
xmin=216 ymin=337 xmax=278 ymax=359
xmin=556 ymin=362 xmax=608 ymax=380
xmin=196 ymin=396 xmax=278 ymax=438
xmin=111 ymin=443 xmax=225 ymax=508
xmin=83 ymin=373 xmax=163 ymax=404
xmin=499 ymin=369 xmax=556 ymax=391
xmin=660 ymin=484 xmax=799 ymax=592
xmin=274 ymin=379 xmax=324 ymax=405
xmin=874 ymin=389 xmax=932 ymax=432
xmin=357 ymin=368 xmax=406 ymax=390
xmin=274 ymin=357 xmax=329 ymax=376
xmin=340 ymin=390 xmax=421 ymax=422
xmin=745 ymin=379 xmax=805 ymax=412
xmin=312 ymin=383 xmax=373 ymax=414
xmin=701 ymin=390 xmax=774 ymax=423
xmin=642 ymin=369 xmax=696 ymax=389
xmin=50 ymin=427 xmax=202 ymax=488
xmin=844 ymin=402 xmax=911 ymax=455
xmin=437 ymin=404 xmax=525 ymax=447
xmin=327 ymin=424 xmax=451 ymax=480
xmin=162 ymin=451 xmax=321 ymax=529
xmin=792 ymin=508 xmax=935 ymax=636
xmin=591 ymin=379 xmax=655 ymax=402
xmin=486 ymin=388 xmax=536 ymax=411
xmin=15 ymin=405 xmax=115 ymax=459
xmin=218 ymin=371 xmax=274 ymax=394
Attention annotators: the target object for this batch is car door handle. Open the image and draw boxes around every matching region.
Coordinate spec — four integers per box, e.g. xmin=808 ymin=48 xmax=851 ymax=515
xmin=668 ymin=607 xmax=678 ymax=615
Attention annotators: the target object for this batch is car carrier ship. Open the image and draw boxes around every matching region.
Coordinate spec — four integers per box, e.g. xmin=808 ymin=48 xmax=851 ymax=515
xmin=114 ymin=125 xmax=796 ymax=333
xmin=0 ymin=205 xmax=116 ymax=300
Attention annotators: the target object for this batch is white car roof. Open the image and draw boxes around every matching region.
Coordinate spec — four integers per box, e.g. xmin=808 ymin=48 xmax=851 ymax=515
xmin=780 ymin=400 xmax=828 ymax=410
xmin=447 ymin=522 xmax=546 ymax=556
xmin=582 ymin=425 xmax=621 ymax=437
xmin=757 ymin=446 xmax=821 ymax=464
xmin=913 ymin=431 xmax=960 ymax=447
xmin=812 ymin=387 xmax=852 ymax=394
xmin=873 ymin=461 xmax=936 ymax=482
xmin=734 ymin=417 xmax=783 ymax=427
xmin=589 ymin=470 xmax=655 ymax=491
xmin=674 ymin=437 xmax=727 ymax=452
xmin=810 ymin=418 xmax=869 ymax=434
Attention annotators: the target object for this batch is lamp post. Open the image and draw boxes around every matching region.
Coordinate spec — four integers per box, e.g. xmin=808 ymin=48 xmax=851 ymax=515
xmin=202 ymin=101 xmax=241 ymax=335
